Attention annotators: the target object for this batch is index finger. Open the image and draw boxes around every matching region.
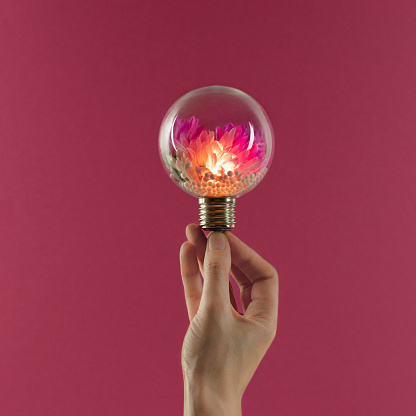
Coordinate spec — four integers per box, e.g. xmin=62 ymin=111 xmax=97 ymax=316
xmin=224 ymin=231 xmax=279 ymax=326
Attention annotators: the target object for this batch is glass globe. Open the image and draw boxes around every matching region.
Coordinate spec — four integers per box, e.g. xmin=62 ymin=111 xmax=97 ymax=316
xmin=158 ymin=85 xmax=275 ymax=231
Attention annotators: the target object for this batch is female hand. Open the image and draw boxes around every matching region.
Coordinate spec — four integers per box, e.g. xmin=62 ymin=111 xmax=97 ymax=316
xmin=180 ymin=224 xmax=279 ymax=416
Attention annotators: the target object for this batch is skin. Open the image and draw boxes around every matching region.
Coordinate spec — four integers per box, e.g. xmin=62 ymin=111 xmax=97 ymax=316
xmin=180 ymin=224 xmax=279 ymax=416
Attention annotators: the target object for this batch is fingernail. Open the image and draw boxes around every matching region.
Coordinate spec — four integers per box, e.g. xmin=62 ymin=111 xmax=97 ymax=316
xmin=208 ymin=232 xmax=226 ymax=250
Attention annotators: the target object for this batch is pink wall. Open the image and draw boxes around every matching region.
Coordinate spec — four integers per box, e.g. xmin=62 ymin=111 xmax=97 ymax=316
xmin=1 ymin=1 xmax=415 ymax=415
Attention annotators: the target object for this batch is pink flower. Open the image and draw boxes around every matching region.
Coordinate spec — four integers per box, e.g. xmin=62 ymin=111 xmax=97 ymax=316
xmin=167 ymin=117 xmax=268 ymax=197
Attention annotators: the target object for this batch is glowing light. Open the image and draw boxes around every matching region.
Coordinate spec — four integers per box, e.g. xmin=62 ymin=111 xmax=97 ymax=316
xmin=167 ymin=116 xmax=268 ymax=198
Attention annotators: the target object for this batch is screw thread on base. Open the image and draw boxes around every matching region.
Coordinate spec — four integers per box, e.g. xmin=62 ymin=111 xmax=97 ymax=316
xmin=199 ymin=197 xmax=236 ymax=231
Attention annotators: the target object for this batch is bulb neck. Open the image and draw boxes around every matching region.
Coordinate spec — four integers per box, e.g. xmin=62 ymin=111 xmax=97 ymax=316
xmin=199 ymin=197 xmax=236 ymax=231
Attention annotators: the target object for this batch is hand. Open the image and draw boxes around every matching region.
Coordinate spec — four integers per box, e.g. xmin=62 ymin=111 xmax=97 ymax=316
xmin=180 ymin=224 xmax=279 ymax=416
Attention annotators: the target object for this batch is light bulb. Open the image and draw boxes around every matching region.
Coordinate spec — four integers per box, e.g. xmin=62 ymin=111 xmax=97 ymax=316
xmin=158 ymin=85 xmax=275 ymax=231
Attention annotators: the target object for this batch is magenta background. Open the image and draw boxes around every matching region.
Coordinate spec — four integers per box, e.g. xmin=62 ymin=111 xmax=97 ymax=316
xmin=1 ymin=1 xmax=415 ymax=415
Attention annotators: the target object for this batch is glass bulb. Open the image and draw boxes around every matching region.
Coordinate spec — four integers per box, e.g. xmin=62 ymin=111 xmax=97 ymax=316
xmin=158 ymin=85 xmax=275 ymax=231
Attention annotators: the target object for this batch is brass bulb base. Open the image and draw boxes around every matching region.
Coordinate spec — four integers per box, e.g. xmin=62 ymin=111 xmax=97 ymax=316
xmin=199 ymin=197 xmax=236 ymax=231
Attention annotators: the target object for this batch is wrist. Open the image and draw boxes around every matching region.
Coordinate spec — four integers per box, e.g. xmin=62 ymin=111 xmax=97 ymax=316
xmin=183 ymin=375 xmax=242 ymax=416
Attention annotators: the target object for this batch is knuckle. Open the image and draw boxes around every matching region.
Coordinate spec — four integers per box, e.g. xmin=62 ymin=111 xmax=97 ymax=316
xmin=204 ymin=259 xmax=229 ymax=276
xmin=266 ymin=264 xmax=278 ymax=280
xmin=266 ymin=266 xmax=279 ymax=289
xmin=181 ymin=269 xmax=198 ymax=280
xmin=185 ymin=292 xmax=201 ymax=303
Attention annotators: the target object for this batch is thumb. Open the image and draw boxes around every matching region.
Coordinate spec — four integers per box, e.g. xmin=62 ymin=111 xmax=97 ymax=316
xmin=201 ymin=232 xmax=231 ymax=307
